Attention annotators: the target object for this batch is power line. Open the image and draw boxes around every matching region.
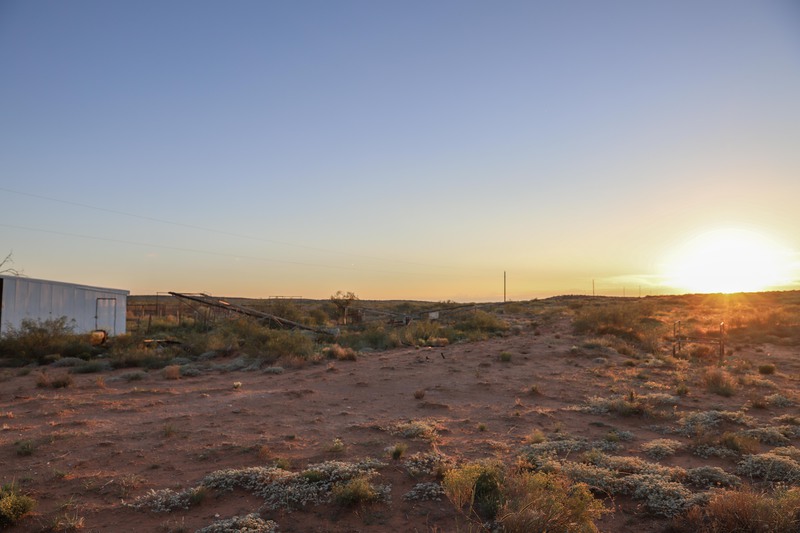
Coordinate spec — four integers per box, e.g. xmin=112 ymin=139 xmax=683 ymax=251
xmin=0 ymin=186 xmax=471 ymax=272
xmin=0 ymin=222 xmax=434 ymax=276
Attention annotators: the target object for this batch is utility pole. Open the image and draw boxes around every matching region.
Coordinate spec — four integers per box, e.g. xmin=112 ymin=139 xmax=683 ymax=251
xmin=592 ymin=279 xmax=595 ymax=297
xmin=503 ymin=271 xmax=506 ymax=303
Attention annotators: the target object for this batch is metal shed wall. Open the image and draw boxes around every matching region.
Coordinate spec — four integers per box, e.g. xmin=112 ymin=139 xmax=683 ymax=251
xmin=0 ymin=276 xmax=129 ymax=336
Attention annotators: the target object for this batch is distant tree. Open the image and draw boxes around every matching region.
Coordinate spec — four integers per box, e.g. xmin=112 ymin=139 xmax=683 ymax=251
xmin=330 ymin=291 xmax=358 ymax=325
xmin=0 ymin=252 xmax=23 ymax=276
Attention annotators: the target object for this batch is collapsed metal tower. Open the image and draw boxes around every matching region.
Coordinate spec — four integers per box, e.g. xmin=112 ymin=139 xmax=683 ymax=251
xmin=168 ymin=292 xmax=332 ymax=334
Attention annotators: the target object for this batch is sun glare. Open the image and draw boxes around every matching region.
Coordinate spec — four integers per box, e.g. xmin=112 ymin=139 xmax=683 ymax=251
xmin=663 ymin=228 xmax=794 ymax=294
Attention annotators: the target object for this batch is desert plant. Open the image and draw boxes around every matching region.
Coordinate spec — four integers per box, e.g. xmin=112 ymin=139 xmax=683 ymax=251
xmin=163 ymin=365 xmax=181 ymax=380
xmin=702 ymin=368 xmax=737 ymax=397
xmin=35 ymin=371 xmax=73 ymax=389
xmin=195 ymin=513 xmax=278 ymax=533
xmin=442 ymin=460 xmax=504 ymax=521
xmin=327 ymin=438 xmax=345 ymax=453
xmin=330 ymin=291 xmax=358 ymax=324
xmin=390 ymin=443 xmax=407 ymax=460
xmin=331 ymin=476 xmax=379 ymax=506
xmin=390 ymin=419 xmax=441 ymax=440
xmin=326 ymin=344 xmax=357 ymax=361
xmin=737 ymin=452 xmax=800 ymax=482
xmin=0 ymin=483 xmax=35 ymax=527
xmin=15 ymin=439 xmax=36 ymax=456
xmin=759 ymin=363 xmax=777 ymax=375
xmin=499 ymin=471 xmax=607 ymax=533
xmin=671 ymin=486 xmax=800 ymax=532
xmin=0 ymin=316 xmax=94 ymax=364
xmin=718 ymin=431 xmax=760 ymax=455
xmin=454 ymin=310 xmax=509 ymax=338
xmin=641 ymin=439 xmax=683 ymax=460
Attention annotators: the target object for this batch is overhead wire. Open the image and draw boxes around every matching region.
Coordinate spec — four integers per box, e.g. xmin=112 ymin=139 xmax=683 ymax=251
xmin=0 ymin=186 xmax=481 ymax=273
xmin=0 ymin=222 xmax=433 ymax=276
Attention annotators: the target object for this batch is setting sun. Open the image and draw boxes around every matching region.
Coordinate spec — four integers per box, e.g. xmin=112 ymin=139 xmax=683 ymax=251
xmin=662 ymin=228 xmax=794 ymax=294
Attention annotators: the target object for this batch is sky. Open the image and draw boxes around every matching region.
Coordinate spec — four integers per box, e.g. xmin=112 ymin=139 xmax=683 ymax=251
xmin=1 ymin=1 xmax=799 ymax=301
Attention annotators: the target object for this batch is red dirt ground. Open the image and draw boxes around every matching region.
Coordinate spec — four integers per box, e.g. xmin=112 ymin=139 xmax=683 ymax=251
xmin=2 ymin=316 xmax=798 ymax=532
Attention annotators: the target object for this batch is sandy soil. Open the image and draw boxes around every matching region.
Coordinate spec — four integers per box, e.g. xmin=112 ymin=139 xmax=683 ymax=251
xmin=2 ymin=316 xmax=798 ymax=532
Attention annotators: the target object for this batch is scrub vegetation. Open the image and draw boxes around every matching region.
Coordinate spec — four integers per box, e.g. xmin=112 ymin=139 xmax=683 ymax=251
xmin=1 ymin=291 xmax=800 ymax=531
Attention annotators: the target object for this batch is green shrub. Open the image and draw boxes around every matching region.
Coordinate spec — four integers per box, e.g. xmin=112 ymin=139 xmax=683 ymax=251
xmin=0 ymin=317 xmax=93 ymax=364
xmin=0 ymin=483 xmax=35 ymax=527
xmin=454 ymin=310 xmax=509 ymax=337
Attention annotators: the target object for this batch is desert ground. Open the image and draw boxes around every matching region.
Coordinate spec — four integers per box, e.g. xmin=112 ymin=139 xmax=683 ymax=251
xmin=1 ymin=294 xmax=799 ymax=532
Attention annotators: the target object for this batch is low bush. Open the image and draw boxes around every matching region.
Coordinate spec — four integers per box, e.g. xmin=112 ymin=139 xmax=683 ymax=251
xmin=0 ymin=483 xmax=35 ymax=527
xmin=442 ymin=460 xmax=504 ymax=521
xmin=702 ymin=368 xmax=736 ymax=397
xmin=500 ymin=471 xmax=607 ymax=533
xmin=331 ymin=476 xmax=379 ymax=506
xmin=0 ymin=317 xmax=94 ymax=365
xmin=671 ymin=486 xmax=800 ymax=532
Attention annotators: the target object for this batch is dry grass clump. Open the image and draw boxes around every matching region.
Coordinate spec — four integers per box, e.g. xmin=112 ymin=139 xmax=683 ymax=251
xmin=702 ymin=368 xmax=736 ymax=396
xmin=331 ymin=476 xmax=379 ymax=506
xmin=671 ymin=486 xmax=800 ymax=533
xmin=758 ymin=363 xmax=777 ymax=375
xmin=691 ymin=430 xmax=760 ymax=459
xmin=500 ymin=471 xmax=608 ymax=532
xmin=325 ymin=344 xmax=357 ymax=361
xmin=0 ymin=483 xmax=35 ymax=527
xmin=442 ymin=459 xmax=608 ymax=530
xmin=572 ymin=301 xmax=664 ymax=354
xmin=388 ymin=443 xmax=407 ymax=460
xmin=162 ymin=365 xmax=181 ymax=380
xmin=36 ymin=371 xmax=73 ymax=389
xmin=442 ymin=460 xmax=505 ymax=520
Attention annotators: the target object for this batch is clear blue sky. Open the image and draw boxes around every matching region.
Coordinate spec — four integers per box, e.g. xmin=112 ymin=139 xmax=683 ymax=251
xmin=2 ymin=1 xmax=799 ymax=300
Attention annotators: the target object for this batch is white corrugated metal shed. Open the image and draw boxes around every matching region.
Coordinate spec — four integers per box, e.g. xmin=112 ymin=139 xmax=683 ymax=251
xmin=0 ymin=276 xmax=129 ymax=336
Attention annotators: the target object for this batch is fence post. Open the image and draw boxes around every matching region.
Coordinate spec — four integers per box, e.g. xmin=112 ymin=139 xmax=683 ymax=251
xmin=718 ymin=322 xmax=725 ymax=366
